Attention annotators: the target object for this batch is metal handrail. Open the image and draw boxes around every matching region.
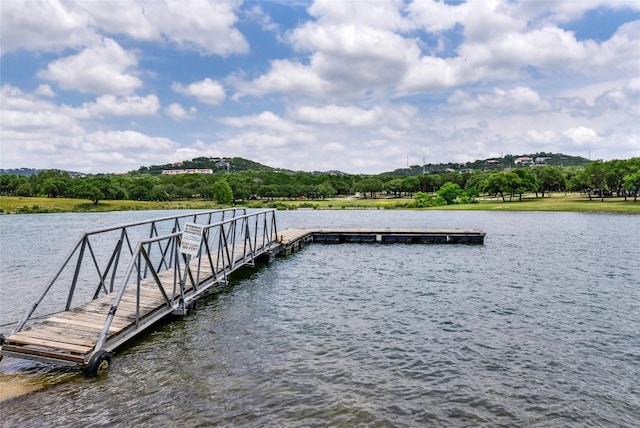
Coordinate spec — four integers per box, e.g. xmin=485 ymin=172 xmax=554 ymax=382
xmin=11 ymin=208 xmax=270 ymax=334
xmin=93 ymin=209 xmax=278 ymax=351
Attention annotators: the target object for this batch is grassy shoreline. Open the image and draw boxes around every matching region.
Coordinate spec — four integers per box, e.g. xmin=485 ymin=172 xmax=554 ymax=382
xmin=1 ymin=194 xmax=639 ymax=214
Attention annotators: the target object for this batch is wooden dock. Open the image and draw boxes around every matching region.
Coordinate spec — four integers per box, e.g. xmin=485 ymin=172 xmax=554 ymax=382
xmin=276 ymin=228 xmax=486 ymax=255
xmin=0 ymin=214 xmax=485 ymax=376
xmin=1 ymin=241 xmax=273 ymax=372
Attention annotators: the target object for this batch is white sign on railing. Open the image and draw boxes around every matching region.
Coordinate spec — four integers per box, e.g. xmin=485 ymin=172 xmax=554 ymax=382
xmin=180 ymin=222 xmax=204 ymax=256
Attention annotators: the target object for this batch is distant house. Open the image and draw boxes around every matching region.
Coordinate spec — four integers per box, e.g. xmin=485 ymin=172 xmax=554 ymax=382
xmin=514 ymin=157 xmax=533 ymax=165
xmin=485 ymin=159 xmax=499 ymax=164
xmin=535 ymin=157 xmax=551 ymax=165
xmin=215 ymin=159 xmax=229 ymax=169
xmin=162 ymin=169 xmax=214 ymax=175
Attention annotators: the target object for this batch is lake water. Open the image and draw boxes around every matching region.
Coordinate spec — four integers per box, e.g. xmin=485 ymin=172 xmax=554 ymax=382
xmin=1 ymin=209 xmax=639 ymax=426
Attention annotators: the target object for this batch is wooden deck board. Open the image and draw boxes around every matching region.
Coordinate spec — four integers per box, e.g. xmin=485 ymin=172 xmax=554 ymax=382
xmin=47 ymin=315 xmax=126 ymax=332
xmin=8 ymin=334 xmax=93 ymax=354
xmin=1 ymin=344 xmax=85 ymax=363
xmin=14 ymin=328 xmax=96 ymax=347
xmin=41 ymin=320 xmax=109 ymax=335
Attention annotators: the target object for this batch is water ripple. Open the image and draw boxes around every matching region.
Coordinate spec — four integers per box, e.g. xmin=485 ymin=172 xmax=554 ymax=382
xmin=1 ymin=211 xmax=639 ymax=426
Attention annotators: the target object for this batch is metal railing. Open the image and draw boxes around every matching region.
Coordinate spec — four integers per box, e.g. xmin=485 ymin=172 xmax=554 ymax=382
xmin=12 ymin=209 xmax=279 ymax=346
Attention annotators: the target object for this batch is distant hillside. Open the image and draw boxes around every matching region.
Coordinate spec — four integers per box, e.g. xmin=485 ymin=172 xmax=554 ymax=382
xmin=382 ymin=152 xmax=590 ymax=176
xmin=135 ymin=157 xmax=277 ymax=175
xmin=0 ymin=168 xmax=84 ymax=177
xmin=0 ymin=168 xmax=40 ymax=177
xmin=0 ymin=152 xmax=593 ymax=177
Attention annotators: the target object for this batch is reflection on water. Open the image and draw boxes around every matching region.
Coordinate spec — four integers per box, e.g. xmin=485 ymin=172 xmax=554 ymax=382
xmin=1 ymin=210 xmax=639 ymax=426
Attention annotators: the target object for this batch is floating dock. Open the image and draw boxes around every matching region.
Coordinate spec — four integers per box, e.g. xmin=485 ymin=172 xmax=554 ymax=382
xmin=276 ymin=228 xmax=485 ymax=255
xmin=1 ymin=210 xmax=485 ymax=376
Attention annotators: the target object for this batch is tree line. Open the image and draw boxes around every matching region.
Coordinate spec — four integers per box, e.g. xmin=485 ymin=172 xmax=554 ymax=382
xmin=1 ymin=158 xmax=638 ymax=205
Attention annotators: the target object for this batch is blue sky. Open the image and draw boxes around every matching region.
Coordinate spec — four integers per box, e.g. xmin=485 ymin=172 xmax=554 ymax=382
xmin=1 ymin=0 xmax=639 ymax=174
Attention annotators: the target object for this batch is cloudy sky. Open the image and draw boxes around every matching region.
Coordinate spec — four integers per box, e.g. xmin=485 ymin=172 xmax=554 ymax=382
xmin=1 ymin=0 xmax=639 ymax=174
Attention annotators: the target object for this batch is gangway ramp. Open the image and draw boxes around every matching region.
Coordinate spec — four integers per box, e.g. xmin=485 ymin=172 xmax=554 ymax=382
xmin=1 ymin=209 xmax=279 ymax=376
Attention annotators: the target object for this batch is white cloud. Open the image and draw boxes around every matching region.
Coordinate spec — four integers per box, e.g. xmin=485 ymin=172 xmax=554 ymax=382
xmin=220 ymin=111 xmax=303 ymax=134
xmin=515 ymin=0 xmax=640 ymax=24
xmin=406 ymin=0 xmax=464 ymax=33
xmin=232 ymin=60 xmax=330 ymax=99
xmin=73 ymin=1 xmax=160 ymax=41
xmin=0 ymin=85 xmax=82 ymax=134
xmin=562 ymin=126 xmax=600 ymax=146
xmin=78 ymin=95 xmax=160 ymax=117
xmin=237 ymin=1 xmax=419 ymax=98
xmin=243 ymin=5 xmax=279 ymax=34
xmin=2 ymin=0 xmax=248 ymax=57
xmin=129 ymin=0 xmax=248 ymax=56
xmin=291 ymin=105 xmax=382 ymax=127
xmin=447 ymin=86 xmax=551 ymax=113
xmin=400 ymin=57 xmax=472 ymax=92
xmin=234 ymin=0 xmax=640 ymax=99
xmin=35 ymin=84 xmax=56 ymax=97
xmin=307 ymin=0 xmax=409 ymax=31
xmin=594 ymin=20 xmax=640 ymax=75
xmin=87 ymin=130 xmax=176 ymax=151
xmin=522 ymin=129 xmax=552 ymax=145
xmin=165 ymin=103 xmax=197 ymax=121
xmin=0 ymin=0 xmax=94 ymax=54
xmin=2 ymin=128 xmax=180 ymax=173
xmin=37 ymin=38 xmax=141 ymax=95
xmin=59 ymin=130 xmax=180 ymax=173
xmin=0 ymin=85 xmax=177 ymax=173
xmin=172 ymin=78 xmax=226 ymax=105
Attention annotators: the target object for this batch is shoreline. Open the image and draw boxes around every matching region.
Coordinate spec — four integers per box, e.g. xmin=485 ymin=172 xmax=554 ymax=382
xmin=1 ymin=194 xmax=639 ymax=215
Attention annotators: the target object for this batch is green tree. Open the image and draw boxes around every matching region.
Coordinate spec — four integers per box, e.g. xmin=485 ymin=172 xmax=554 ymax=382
xmin=465 ymin=186 xmax=480 ymax=202
xmin=41 ymin=178 xmax=66 ymax=198
xmin=233 ymin=183 xmax=252 ymax=201
xmin=437 ymin=182 xmax=462 ymax=205
xmin=402 ymin=176 xmax=420 ymax=196
xmin=413 ymin=191 xmax=446 ymax=207
xmin=419 ymin=174 xmax=441 ymax=193
xmin=483 ymin=172 xmax=508 ymax=202
xmin=512 ymin=168 xmax=538 ymax=201
xmin=534 ymin=166 xmax=567 ymax=197
xmin=502 ymin=172 xmax=523 ymax=202
xmin=623 ymin=159 xmax=640 ymax=202
xmin=73 ymin=179 xmax=104 ymax=205
xmin=316 ymin=182 xmax=336 ymax=199
xmin=331 ymin=179 xmax=351 ymax=196
xmin=466 ymin=172 xmax=490 ymax=196
xmin=356 ymin=178 xmax=384 ymax=198
xmin=579 ymin=160 xmax=607 ymax=201
xmin=226 ymin=174 xmax=252 ymax=201
xmin=623 ymin=171 xmax=640 ymax=202
xmin=385 ymin=178 xmax=404 ymax=197
xmin=31 ymin=169 xmax=71 ymax=197
xmin=15 ymin=181 xmax=34 ymax=197
xmin=126 ymin=176 xmax=161 ymax=201
xmin=0 ymin=174 xmax=29 ymax=196
xmin=604 ymin=159 xmax=628 ymax=197
xmin=212 ymin=179 xmax=234 ymax=204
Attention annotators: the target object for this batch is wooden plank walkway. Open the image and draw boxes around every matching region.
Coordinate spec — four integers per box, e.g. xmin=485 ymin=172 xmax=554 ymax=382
xmin=4 ymin=271 xmax=190 ymax=365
